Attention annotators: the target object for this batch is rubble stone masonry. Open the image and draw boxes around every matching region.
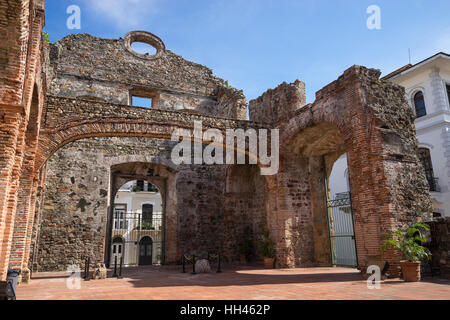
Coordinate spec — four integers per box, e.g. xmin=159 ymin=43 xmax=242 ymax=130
xmin=0 ymin=0 xmax=435 ymax=282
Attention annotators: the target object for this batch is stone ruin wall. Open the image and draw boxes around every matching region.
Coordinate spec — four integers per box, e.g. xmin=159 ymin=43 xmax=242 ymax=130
xmin=46 ymin=33 xmax=247 ymax=119
xmin=34 ymin=136 xmax=267 ymax=272
xmin=32 ymin=31 xmax=269 ymax=271
xmin=249 ymin=80 xmax=306 ymax=124
xmin=0 ymin=1 xmax=437 ymax=282
xmin=35 ymin=57 xmax=435 ymax=274
xmin=249 ymin=67 xmax=434 ymax=272
xmin=31 ymin=29 xmax=434 ymax=274
xmin=426 ymin=217 xmax=450 ymax=279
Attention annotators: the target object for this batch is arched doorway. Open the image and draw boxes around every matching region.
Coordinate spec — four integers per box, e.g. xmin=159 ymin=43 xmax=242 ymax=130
xmin=327 ymin=154 xmax=357 ymax=267
xmin=110 ymin=177 xmax=164 ymax=267
xmin=139 ymin=236 xmax=153 ymax=265
xmin=111 ymin=237 xmax=124 ymax=265
xmin=281 ymin=122 xmax=358 ymax=268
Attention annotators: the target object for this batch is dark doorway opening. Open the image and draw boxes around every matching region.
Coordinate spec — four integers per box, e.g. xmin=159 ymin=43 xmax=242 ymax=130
xmin=139 ymin=236 xmax=153 ymax=266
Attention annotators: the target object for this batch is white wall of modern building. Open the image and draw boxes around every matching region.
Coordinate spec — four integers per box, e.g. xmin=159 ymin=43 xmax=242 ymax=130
xmin=328 ymin=154 xmax=350 ymax=199
xmin=115 ymin=180 xmax=163 ymax=214
xmin=111 ymin=181 xmax=163 ymax=266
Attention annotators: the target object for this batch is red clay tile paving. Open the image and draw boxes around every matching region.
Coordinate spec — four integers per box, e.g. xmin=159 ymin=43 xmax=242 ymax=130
xmin=16 ymin=265 xmax=450 ymax=300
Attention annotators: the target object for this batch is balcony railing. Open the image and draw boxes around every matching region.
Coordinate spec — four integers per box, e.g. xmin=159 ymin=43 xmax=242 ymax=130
xmin=112 ymin=211 xmax=163 ymax=231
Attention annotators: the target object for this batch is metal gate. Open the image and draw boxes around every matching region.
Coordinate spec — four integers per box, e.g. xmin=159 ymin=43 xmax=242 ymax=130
xmin=110 ymin=210 xmax=164 ymax=267
xmin=327 ymin=192 xmax=358 ymax=267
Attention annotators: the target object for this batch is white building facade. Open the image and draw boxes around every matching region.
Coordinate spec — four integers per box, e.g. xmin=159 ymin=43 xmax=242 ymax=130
xmin=111 ymin=180 xmax=164 ymax=266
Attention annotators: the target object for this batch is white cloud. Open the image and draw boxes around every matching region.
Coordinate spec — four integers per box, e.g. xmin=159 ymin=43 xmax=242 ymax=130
xmin=82 ymin=0 xmax=159 ymax=30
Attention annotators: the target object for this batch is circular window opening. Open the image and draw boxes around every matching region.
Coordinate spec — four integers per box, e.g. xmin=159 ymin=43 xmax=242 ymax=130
xmin=124 ymin=31 xmax=165 ymax=60
xmin=131 ymin=41 xmax=157 ymax=56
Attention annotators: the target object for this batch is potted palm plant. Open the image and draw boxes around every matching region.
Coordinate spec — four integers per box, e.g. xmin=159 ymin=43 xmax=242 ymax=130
xmin=259 ymin=227 xmax=276 ymax=269
xmin=382 ymin=221 xmax=431 ymax=282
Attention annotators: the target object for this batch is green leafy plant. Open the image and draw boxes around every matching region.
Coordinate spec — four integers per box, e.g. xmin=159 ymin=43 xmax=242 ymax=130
xmin=140 ymin=221 xmax=153 ymax=230
xmin=42 ymin=31 xmax=50 ymax=43
xmin=258 ymin=226 xmax=275 ymax=258
xmin=381 ymin=221 xmax=432 ymax=262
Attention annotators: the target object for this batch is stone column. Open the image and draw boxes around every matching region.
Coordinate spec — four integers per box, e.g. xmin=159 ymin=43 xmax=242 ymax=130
xmin=309 ymin=156 xmax=332 ymax=267
xmin=0 ymin=111 xmax=24 ymax=280
xmin=266 ymin=154 xmax=315 ymax=268
xmin=27 ymin=165 xmax=47 ymax=275
xmin=9 ymin=169 xmax=40 ymax=283
xmin=0 ymin=121 xmax=27 ymax=279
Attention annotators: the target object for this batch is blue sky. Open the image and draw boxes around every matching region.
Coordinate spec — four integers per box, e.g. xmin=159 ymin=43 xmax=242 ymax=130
xmin=44 ymin=0 xmax=450 ymax=103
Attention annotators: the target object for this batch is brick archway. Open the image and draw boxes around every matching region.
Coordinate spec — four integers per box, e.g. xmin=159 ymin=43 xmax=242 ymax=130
xmin=2 ymin=1 xmax=434 ymax=284
xmin=34 ymin=96 xmax=268 ymax=172
xmin=5 ymin=66 xmax=433 ymax=280
xmin=264 ymin=67 xmax=432 ymax=274
xmin=107 ymin=162 xmax=178 ymax=266
xmin=21 ymin=96 xmax=271 ymax=276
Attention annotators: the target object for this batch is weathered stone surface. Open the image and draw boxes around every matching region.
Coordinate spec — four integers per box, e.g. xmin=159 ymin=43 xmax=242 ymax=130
xmin=1 ymin=1 xmax=434 ymax=283
xmin=426 ymin=218 xmax=450 ymax=279
xmin=93 ymin=263 xmax=107 ymax=280
xmin=249 ymin=80 xmax=306 ymax=124
xmin=34 ymin=136 xmax=268 ymax=271
xmin=47 ymin=32 xmax=246 ymax=119
xmin=195 ymin=259 xmax=211 ymax=273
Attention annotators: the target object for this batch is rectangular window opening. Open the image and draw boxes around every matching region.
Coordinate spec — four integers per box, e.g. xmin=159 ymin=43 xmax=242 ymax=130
xmin=447 ymin=85 xmax=450 ymax=107
xmin=131 ymin=96 xmax=152 ymax=109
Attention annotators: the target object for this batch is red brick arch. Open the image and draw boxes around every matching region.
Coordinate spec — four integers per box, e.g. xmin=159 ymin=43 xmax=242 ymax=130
xmin=268 ymin=66 xmax=431 ymax=273
xmin=35 ymin=96 xmax=270 ymax=172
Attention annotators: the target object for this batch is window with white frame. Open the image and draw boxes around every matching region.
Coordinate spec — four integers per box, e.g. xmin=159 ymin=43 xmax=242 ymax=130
xmin=114 ymin=204 xmax=127 ymax=229
xmin=413 ymin=91 xmax=427 ymax=118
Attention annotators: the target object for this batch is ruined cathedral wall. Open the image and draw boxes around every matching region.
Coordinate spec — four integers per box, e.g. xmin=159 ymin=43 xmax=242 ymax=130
xmin=249 ymin=80 xmax=306 ymax=124
xmin=35 ymin=135 xmax=268 ymax=271
xmin=174 ymin=163 xmax=267 ymax=263
xmin=35 ymin=137 xmax=177 ymax=271
xmin=222 ymin=165 xmax=267 ymax=263
xmin=46 ymin=33 xmax=247 ymax=119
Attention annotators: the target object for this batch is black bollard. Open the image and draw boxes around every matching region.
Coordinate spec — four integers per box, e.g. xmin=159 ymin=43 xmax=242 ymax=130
xmin=117 ymin=256 xmax=123 ymax=279
xmin=217 ymin=253 xmax=222 ymax=273
xmin=191 ymin=255 xmax=196 ymax=275
xmin=182 ymin=255 xmax=186 ymax=273
xmin=112 ymin=256 xmax=118 ymax=278
xmin=84 ymin=257 xmax=87 ymax=280
xmin=84 ymin=257 xmax=90 ymax=281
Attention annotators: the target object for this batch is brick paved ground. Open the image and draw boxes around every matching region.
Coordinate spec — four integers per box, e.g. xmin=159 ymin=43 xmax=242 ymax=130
xmin=16 ymin=265 xmax=450 ymax=300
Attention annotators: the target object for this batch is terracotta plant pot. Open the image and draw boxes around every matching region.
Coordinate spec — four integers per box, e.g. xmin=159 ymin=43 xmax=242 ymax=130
xmin=264 ymin=257 xmax=275 ymax=269
xmin=400 ymin=261 xmax=421 ymax=282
